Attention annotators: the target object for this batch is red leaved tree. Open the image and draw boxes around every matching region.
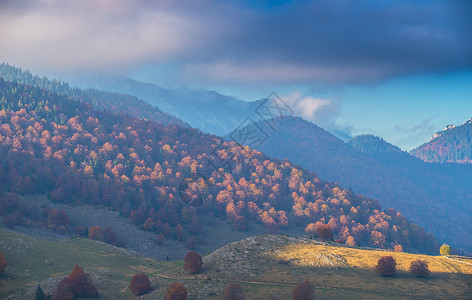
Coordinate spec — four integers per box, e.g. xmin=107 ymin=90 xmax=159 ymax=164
xmin=164 ymin=282 xmax=187 ymax=300
xmin=375 ymin=256 xmax=396 ymax=276
xmin=68 ymin=264 xmax=98 ymax=297
xmin=54 ymin=278 xmax=74 ymax=300
xmin=222 ymin=282 xmax=246 ymax=300
xmin=0 ymin=252 xmax=7 ymax=273
xmin=88 ymin=225 xmax=104 ymax=241
xmin=410 ymin=259 xmax=430 ymax=277
xmin=129 ymin=273 xmax=151 ymax=295
xmin=292 ymin=280 xmax=314 ymax=300
xmin=315 ymin=224 xmax=333 ymax=241
xmin=54 ymin=265 xmax=98 ymax=299
xmin=183 ymin=251 xmax=202 ymax=273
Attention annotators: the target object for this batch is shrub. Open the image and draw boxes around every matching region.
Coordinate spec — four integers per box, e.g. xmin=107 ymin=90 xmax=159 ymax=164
xmin=375 ymin=256 xmax=396 ymax=276
xmin=47 ymin=209 xmax=70 ymax=229
xmin=315 ymin=224 xmax=333 ymax=241
xmin=129 ymin=273 xmax=151 ymax=295
xmin=292 ymin=280 xmax=314 ymax=300
xmin=222 ymin=282 xmax=246 ymax=300
xmin=88 ymin=225 xmax=104 ymax=241
xmin=0 ymin=252 xmax=7 ymax=273
xmin=410 ymin=259 xmax=430 ymax=277
xmin=164 ymin=283 xmax=187 ymax=300
xmin=440 ymin=244 xmax=451 ymax=256
xmin=54 ymin=265 xmax=98 ymax=299
xmin=183 ymin=251 xmax=202 ymax=273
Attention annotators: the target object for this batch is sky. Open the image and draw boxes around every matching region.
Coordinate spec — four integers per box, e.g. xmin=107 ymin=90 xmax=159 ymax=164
xmin=1 ymin=0 xmax=471 ymax=150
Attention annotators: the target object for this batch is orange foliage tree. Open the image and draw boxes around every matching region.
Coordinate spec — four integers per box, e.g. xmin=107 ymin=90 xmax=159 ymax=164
xmin=164 ymin=282 xmax=187 ymax=300
xmin=55 ymin=265 xmax=98 ymax=299
xmin=88 ymin=225 xmax=104 ymax=241
xmin=183 ymin=251 xmax=202 ymax=273
xmin=129 ymin=273 xmax=151 ymax=295
xmin=394 ymin=244 xmax=403 ymax=252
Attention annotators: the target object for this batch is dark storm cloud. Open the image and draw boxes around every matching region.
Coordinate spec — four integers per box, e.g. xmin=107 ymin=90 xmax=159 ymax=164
xmin=1 ymin=0 xmax=470 ymax=84
xmin=190 ymin=0 xmax=472 ymax=83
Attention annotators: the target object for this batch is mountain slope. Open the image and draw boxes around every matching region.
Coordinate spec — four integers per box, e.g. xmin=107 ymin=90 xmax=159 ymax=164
xmin=0 ymin=227 xmax=174 ymax=299
xmin=411 ymin=118 xmax=472 ymax=163
xmin=0 ymin=63 xmax=187 ymax=128
xmin=3 ymin=231 xmax=472 ymax=299
xmin=229 ymin=117 xmax=471 ymax=252
xmin=0 ymin=78 xmax=438 ymax=255
xmin=349 ymin=134 xmax=472 ymax=250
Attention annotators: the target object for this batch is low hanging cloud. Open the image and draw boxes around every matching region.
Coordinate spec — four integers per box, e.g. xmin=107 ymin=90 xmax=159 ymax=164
xmin=278 ymin=92 xmax=352 ymax=139
xmin=1 ymin=0 xmax=471 ymax=84
xmin=281 ymin=92 xmax=333 ymax=122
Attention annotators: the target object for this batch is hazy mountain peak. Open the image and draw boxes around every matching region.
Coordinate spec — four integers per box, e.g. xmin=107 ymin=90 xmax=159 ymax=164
xmin=348 ymin=134 xmax=402 ymax=154
xmin=412 ymin=117 xmax=472 ymax=163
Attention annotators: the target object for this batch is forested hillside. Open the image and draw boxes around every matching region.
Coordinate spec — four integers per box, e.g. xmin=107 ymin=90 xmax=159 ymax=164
xmin=411 ymin=119 xmax=472 ymax=163
xmin=233 ymin=117 xmax=471 ymax=252
xmin=0 ymin=78 xmax=439 ymax=254
xmin=0 ymin=63 xmax=186 ymax=128
xmin=348 ymin=134 xmax=402 ymax=154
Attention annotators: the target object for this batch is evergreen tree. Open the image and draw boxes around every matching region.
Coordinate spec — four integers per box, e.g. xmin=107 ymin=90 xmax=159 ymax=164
xmin=35 ymin=285 xmax=45 ymax=300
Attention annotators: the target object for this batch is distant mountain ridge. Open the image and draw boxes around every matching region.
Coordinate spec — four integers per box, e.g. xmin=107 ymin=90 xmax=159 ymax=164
xmin=72 ymin=75 xmax=262 ymax=136
xmin=71 ymin=74 xmax=353 ymax=142
xmin=411 ymin=117 xmax=472 ymax=163
xmin=348 ymin=134 xmax=402 ymax=154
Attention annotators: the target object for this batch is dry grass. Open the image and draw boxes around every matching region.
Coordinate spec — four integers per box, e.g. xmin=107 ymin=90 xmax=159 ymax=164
xmin=2 ymin=229 xmax=472 ymax=299
xmin=264 ymin=242 xmax=472 ymax=299
xmin=197 ymin=235 xmax=472 ymax=299
xmin=274 ymin=243 xmax=472 ymax=273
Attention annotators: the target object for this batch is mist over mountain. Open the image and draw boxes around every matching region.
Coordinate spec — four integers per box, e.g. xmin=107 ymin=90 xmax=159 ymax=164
xmin=70 ymin=75 xmax=355 ymax=142
xmin=70 ymin=75 xmax=262 ymax=136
